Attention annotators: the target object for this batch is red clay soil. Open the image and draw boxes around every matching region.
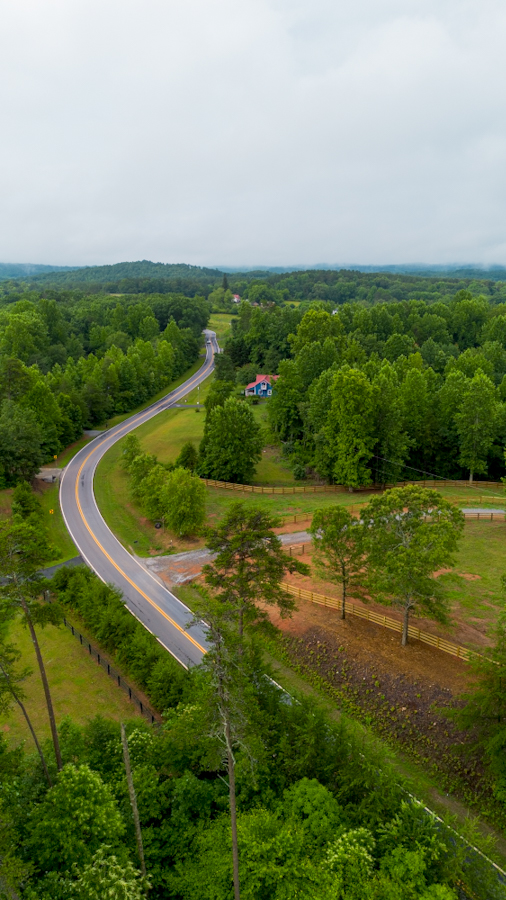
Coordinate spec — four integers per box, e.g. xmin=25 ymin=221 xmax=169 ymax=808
xmin=282 ymin=546 xmax=494 ymax=651
xmin=265 ymin=597 xmax=472 ymax=696
xmin=264 ymin=597 xmax=501 ymax=817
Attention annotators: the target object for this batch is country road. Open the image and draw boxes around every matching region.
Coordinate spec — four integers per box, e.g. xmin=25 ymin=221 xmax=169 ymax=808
xmin=59 ymin=331 xmax=219 ymax=668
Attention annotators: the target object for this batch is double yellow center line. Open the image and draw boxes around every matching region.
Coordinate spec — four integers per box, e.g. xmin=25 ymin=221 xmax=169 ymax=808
xmin=73 ymin=352 xmax=214 ymax=657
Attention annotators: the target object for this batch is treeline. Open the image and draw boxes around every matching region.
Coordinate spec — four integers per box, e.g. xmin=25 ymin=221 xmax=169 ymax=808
xmin=222 ymin=292 xmax=506 ymax=483
xmin=51 ymin=566 xmax=189 ymax=710
xmin=4 ymin=258 xmax=506 ymax=305
xmin=0 ymin=292 xmax=209 ymax=485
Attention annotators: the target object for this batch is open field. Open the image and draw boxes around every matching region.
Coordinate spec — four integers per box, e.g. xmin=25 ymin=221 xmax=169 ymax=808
xmin=208 ymin=313 xmax=235 ymax=344
xmin=0 ymin=616 xmax=141 ymax=747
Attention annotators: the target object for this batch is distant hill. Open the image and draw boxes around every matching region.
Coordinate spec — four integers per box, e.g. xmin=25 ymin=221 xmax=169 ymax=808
xmin=30 ymin=260 xmax=225 ymax=285
xmin=223 ymin=264 xmax=506 ymax=280
xmin=0 ymin=262 xmax=79 ymax=280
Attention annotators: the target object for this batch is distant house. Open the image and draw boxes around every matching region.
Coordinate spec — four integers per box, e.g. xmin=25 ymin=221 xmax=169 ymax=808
xmin=245 ymin=374 xmax=279 ymax=398
xmin=232 ymin=293 xmax=241 ymax=304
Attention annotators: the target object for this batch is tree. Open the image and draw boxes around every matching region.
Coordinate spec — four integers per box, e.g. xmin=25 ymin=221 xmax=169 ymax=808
xmin=199 ymin=398 xmax=262 ymax=484
xmin=0 ymin=400 xmax=44 ymax=486
xmin=161 ymin=467 xmax=206 ymax=537
xmin=0 ymin=519 xmax=63 ymax=768
xmin=174 ymin=440 xmax=199 ymax=472
xmin=371 ymin=362 xmax=409 ymax=486
xmin=120 ymin=724 xmax=146 ymax=878
xmin=204 ymin=379 xmax=235 ymax=416
xmin=214 ymin=353 xmax=236 ymax=383
xmin=325 ymin=367 xmax=375 ymax=489
xmin=203 ymin=502 xmax=309 ymax=637
xmin=0 ymin=635 xmax=52 ymax=785
xmin=309 ymin=507 xmax=364 ymax=619
xmin=27 ymin=764 xmax=125 ymax=871
xmin=121 ymin=433 xmax=142 ymax=471
xmin=454 ymin=369 xmax=499 ymax=482
xmin=188 ymin=593 xmax=261 ymax=900
xmin=128 ymin=452 xmax=158 ymax=502
xmin=11 ymin=482 xmax=44 ymax=524
xmin=73 ymin=847 xmax=148 ymax=900
xmin=361 ymin=487 xmax=464 ymax=646
xmin=137 ymin=464 xmax=168 ymax=522
xmin=0 ymin=799 xmax=33 ymax=900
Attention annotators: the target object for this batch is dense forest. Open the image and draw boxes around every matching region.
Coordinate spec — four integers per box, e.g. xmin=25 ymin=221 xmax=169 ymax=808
xmin=4 ymin=265 xmax=506 ymax=486
xmin=0 ymin=291 xmax=209 ymax=485
xmin=224 ymin=292 xmax=506 ymax=484
xmin=3 ymin=259 xmax=506 ymax=305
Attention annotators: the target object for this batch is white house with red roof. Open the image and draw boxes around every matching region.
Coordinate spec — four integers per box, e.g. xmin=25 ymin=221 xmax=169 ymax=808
xmin=244 ymin=374 xmax=279 ymax=398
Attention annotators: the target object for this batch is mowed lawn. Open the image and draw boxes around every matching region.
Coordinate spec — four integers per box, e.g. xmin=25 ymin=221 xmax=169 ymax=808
xmin=0 ymin=617 xmax=141 ymax=747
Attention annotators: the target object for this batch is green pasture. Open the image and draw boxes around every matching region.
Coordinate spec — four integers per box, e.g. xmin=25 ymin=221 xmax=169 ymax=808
xmin=208 ymin=313 xmax=235 ymax=344
xmin=0 ymin=616 xmax=140 ymax=747
xmin=439 ymin=522 xmax=506 ymax=626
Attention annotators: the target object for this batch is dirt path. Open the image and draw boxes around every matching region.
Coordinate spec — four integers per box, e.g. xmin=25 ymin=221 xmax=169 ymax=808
xmin=144 ymin=530 xmax=311 ymax=585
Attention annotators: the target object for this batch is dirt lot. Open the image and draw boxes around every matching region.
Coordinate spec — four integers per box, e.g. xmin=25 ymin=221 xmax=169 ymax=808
xmin=280 ymin=542 xmax=498 ymax=651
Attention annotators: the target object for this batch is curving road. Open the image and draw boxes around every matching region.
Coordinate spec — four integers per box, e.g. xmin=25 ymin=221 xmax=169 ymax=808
xmin=59 ymin=331 xmax=219 ymax=668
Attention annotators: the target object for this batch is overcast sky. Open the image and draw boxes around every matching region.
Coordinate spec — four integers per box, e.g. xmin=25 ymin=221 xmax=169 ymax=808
xmin=1 ymin=0 xmax=506 ymax=268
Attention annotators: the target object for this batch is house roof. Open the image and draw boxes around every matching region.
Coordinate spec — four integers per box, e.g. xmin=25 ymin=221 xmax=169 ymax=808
xmin=246 ymin=374 xmax=279 ymax=390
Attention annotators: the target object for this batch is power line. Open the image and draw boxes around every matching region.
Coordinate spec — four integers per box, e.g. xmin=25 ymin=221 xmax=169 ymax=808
xmin=371 ymin=454 xmax=505 ymax=498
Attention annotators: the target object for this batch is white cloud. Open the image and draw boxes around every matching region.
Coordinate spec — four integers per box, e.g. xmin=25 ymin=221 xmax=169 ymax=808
xmin=0 ymin=0 xmax=505 ymax=266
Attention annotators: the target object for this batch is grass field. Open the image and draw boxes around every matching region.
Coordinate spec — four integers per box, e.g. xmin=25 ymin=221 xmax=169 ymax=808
xmin=208 ymin=313 xmax=235 ymax=345
xmin=38 ymin=481 xmax=79 ymax=564
xmin=0 ymin=616 xmax=140 ymax=747
xmin=439 ymin=522 xmax=506 ymax=627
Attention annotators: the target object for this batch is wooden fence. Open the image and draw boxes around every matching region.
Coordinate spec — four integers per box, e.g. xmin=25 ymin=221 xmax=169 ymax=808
xmin=279 ymin=582 xmax=478 ymax=662
xmin=203 ymin=477 xmax=506 ymax=496
xmin=280 ymin=509 xmax=506 ymax=527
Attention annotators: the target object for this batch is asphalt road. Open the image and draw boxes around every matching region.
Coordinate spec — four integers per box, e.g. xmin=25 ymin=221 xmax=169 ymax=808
xmin=59 ymin=331 xmax=219 ymax=668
